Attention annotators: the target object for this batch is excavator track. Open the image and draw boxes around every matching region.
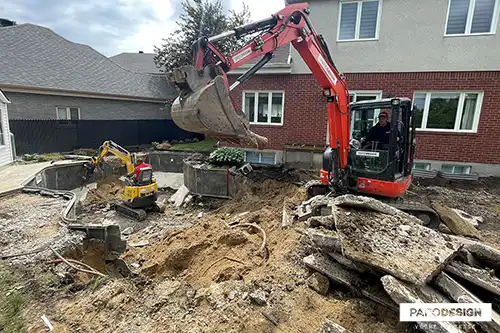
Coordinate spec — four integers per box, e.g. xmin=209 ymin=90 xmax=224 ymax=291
xmin=112 ymin=202 xmax=147 ymax=221
xmin=305 ymin=181 xmax=440 ymax=229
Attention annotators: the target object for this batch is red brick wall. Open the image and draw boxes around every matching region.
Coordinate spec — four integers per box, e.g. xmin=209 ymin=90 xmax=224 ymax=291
xmin=229 ymin=71 xmax=500 ymax=164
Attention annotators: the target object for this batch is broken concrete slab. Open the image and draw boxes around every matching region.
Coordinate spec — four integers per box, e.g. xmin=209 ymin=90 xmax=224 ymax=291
xmin=306 ymin=228 xmax=341 ymax=253
xmin=326 ymin=251 xmax=379 ymax=276
xmin=303 ymin=253 xmax=362 ymax=290
xmin=435 ymin=272 xmax=500 ymax=333
xmin=333 ymin=206 xmax=462 ymax=286
xmin=307 ymin=271 xmax=330 ymax=295
xmin=381 ymin=275 xmax=466 ymax=333
xmin=317 ymin=320 xmax=351 ymax=333
xmin=168 ymin=185 xmax=190 ymax=207
xmin=306 ymin=215 xmax=335 ymax=229
xmin=432 ymin=202 xmax=481 ymax=238
xmin=333 ymin=194 xmax=424 ymax=225
xmin=447 ymin=235 xmax=500 ymax=272
xmin=282 ymin=200 xmax=295 ymax=227
xmin=359 ymin=283 xmax=399 ymax=312
xmin=445 ymin=261 xmax=500 ymax=297
xmin=452 ymin=209 xmax=483 ymax=228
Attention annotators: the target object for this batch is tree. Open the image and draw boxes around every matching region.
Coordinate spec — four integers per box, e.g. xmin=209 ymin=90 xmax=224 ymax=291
xmin=153 ymin=0 xmax=251 ymax=72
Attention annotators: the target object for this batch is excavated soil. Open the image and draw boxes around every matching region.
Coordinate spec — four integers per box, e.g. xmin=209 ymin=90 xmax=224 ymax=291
xmin=83 ymin=175 xmax=124 ymax=206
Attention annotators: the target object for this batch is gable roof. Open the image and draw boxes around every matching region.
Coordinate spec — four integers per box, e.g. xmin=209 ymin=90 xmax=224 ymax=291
xmin=0 ymin=24 xmax=175 ymax=100
xmin=109 ymin=52 xmax=163 ymax=74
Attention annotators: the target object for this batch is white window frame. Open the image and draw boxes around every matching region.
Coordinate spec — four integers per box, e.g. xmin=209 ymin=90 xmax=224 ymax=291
xmin=441 ymin=164 xmax=472 ymax=174
xmin=242 ymin=91 xmax=285 ymax=126
xmin=444 ymin=0 xmax=500 ymax=36
xmin=413 ymin=162 xmax=431 ymax=171
xmin=56 ymin=106 xmax=81 ymax=120
xmin=244 ymin=150 xmax=276 ymax=164
xmin=337 ymin=0 xmax=383 ymax=42
xmin=411 ymin=91 xmax=483 ymax=133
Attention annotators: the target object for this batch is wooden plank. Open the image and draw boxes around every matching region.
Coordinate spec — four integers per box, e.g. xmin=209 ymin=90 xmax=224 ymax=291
xmin=445 ymin=261 xmax=500 ymax=298
xmin=435 ymin=272 xmax=500 ymax=333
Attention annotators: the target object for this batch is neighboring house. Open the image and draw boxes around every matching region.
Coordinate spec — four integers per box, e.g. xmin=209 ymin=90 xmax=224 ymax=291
xmin=227 ymin=0 xmax=500 ymax=176
xmin=0 ymin=23 xmax=176 ymax=121
xmin=0 ymin=89 xmax=14 ymax=166
xmin=109 ymin=52 xmax=164 ymax=74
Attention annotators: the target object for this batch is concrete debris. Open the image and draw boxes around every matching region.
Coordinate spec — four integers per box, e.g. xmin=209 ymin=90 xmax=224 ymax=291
xmin=333 ymin=194 xmax=424 ymax=225
xmin=307 ymin=272 xmax=330 ymax=295
xmin=248 ymin=289 xmax=267 ymax=306
xmin=359 ymin=283 xmax=399 ymax=312
xmin=452 ymin=209 xmax=484 ymax=227
xmin=197 ymin=212 xmax=203 ymax=218
xmin=168 ymin=185 xmax=190 ymax=207
xmin=381 ymin=275 xmax=466 ymax=333
xmin=432 ymin=202 xmax=481 ymax=238
xmin=445 ymin=261 xmax=500 ymax=297
xmin=154 ymin=172 xmax=184 ymax=190
xmin=122 ymin=227 xmax=133 ymax=235
xmin=303 ymin=253 xmax=362 ymax=290
xmin=282 ymin=200 xmax=295 ymax=227
xmin=448 ymin=235 xmax=500 ymax=272
xmin=306 ymin=215 xmax=335 ymax=229
xmin=435 ymin=272 xmax=500 ymax=333
xmin=306 ymin=228 xmax=341 ymax=253
xmin=326 ymin=251 xmax=378 ymax=275
xmin=317 ymin=320 xmax=350 ymax=333
xmin=333 ymin=204 xmax=462 ymax=286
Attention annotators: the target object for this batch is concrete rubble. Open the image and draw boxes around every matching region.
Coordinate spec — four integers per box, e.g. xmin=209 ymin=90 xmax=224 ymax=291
xmin=432 ymin=202 xmax=481 ymax=238
xmin=292 ymin=193 xmax=500 ymax=333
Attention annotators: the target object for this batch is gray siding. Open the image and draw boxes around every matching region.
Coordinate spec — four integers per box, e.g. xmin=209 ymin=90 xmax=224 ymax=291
xmin=6 ymin=92 xmax=171 ymax=120
xmin=292 ymin=0 xmax=500 ymax=73
xmin=0 ymin=102 xmax=13 ymax=166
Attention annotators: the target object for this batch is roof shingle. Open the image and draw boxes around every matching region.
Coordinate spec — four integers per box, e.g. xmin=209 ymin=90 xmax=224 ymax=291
xmin=109 ymin=52 xmax=163 ymax=74
xmin=0 ymin=24 xmax=176 ymax=100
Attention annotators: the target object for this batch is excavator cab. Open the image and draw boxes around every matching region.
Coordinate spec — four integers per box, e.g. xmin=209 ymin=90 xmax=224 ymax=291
xmin=345 ymin=98 xmax=416 ymax=198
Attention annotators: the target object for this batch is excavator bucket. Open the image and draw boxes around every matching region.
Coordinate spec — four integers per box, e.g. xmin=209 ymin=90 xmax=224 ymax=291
xmin=167 ymin=65 xmax=268 ymax=149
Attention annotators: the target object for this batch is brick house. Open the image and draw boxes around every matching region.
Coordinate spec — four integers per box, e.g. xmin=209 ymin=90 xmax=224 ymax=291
xmin=227 ymin=0 xmax=500 ymax=176
xmin=0 ymin=22 xmax=176 ymax=121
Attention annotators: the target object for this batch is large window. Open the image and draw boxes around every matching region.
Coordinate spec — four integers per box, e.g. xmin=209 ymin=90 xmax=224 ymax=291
xmin=56 ymin=107 xmax=80 ymax=120
xmin=338 ymin=0 xmax=381 ymax=41
xmin=412 ymin=92 xmax=483 ymax=132
xmin=242 ymin=92 xmax=284 ymax=125
xmin=445 ymin=0 xmax=499 ymax=35
xmin=349 ymin=91 xmax=382 ymax=140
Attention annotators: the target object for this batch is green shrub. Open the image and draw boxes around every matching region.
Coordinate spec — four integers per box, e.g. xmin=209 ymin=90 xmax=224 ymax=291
xmin=209 ymin=147 xmax=244 ymax=166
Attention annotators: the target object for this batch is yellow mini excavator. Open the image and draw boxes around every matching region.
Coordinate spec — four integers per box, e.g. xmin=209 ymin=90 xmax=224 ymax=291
xmin=83 ymin=140 xmax=165 ymax=221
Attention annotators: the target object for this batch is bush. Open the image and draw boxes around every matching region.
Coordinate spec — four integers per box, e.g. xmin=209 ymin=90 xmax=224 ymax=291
xmin=209 ymin=147 xmax=244 ymax=166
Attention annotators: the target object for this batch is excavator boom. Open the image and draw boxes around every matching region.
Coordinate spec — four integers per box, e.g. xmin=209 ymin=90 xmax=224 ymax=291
xmin=84 ymin=140 xmax=135 ymax=177
xmin=167 ymin=2 xmax=350 ymax=175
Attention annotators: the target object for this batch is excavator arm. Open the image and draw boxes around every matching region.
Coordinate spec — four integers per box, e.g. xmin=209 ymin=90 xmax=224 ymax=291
xmin=84 ymin=140 xmax=135 ymax=177
xmin=167 ymin=2 xmax=350 ymax=178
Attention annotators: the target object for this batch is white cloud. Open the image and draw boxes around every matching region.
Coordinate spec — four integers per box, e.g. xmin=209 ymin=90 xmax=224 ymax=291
xmin=232 ymin=0 xmax=286 ymax=20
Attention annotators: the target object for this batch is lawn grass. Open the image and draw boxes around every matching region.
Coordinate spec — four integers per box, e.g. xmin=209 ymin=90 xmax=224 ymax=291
xmin=168 ymin=139 xmax=217 ymax=153
xmin=0 ymin=269 xmax=25 ymax=333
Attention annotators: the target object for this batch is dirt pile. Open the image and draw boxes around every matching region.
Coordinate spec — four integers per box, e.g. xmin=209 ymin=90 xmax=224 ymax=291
xmin=84 ymin=175 xmax=123 ymax=206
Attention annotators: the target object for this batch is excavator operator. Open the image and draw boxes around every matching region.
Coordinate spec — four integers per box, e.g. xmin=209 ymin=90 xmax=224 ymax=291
xmin=361 ymin=111 xmax=392 ymax=149
xmin=132 ymin=158 xmax=152 ymax=181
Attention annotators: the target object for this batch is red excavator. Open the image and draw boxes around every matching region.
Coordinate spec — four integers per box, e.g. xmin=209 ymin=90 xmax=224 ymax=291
xmin=166 ymin=2 xmax=438 ymax=227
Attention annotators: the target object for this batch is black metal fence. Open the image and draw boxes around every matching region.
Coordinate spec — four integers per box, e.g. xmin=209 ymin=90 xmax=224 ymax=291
xmin=9 ymin=119 xmax=204 ymax=154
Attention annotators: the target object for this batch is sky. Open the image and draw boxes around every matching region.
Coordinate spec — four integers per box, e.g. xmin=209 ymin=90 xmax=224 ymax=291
xmin=1 ymin=0 xmax=285 ymax=57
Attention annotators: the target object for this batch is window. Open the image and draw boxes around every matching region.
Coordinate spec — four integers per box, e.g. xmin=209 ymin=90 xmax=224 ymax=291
xmin=411 ymin=92 xmax=483 ymax=132
xmin=242 ymin=92 xmax=284 ymax=125
xmin=445 ymin=0 xmax=499 ymax=35
xmin=441 ymin=164 xmax=472 ymax=174
xmin=56 ymin=107 xmax=80 ymax=120
xmin=413 ymin=162 xmax=431 ymax=171
xmin=348 ymin=91 xmax=382 ymax=140
xmin=244 ymin=151 xmax=276 ymax=165
xmin=338 ymin=0 xmax=381 ymax=41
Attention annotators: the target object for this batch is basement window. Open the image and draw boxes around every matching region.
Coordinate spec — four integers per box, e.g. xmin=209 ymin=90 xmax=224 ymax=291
xmin=56 ymin=107 xmax=80 ymax=120
xmin=413 ymin=162 xmax=431 ymax=171
xmin=243 ymin=91 xmax=284 ymax=125
xmin=412 ymin=91 xmax=483 ymax=132
xmin=441 ymin=164 xmax=472 ymax=174
xmin=245 ymin=151 xmax=276 ymax=165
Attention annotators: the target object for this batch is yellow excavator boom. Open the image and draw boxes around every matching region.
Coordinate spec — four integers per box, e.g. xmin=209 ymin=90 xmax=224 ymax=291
xmin=85 ymin=140 xmax=135 ymax=176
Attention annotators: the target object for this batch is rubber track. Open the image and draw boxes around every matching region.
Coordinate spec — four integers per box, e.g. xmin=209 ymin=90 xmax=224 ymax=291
xmin=113 ymin=203 xmax=147 ymax=221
